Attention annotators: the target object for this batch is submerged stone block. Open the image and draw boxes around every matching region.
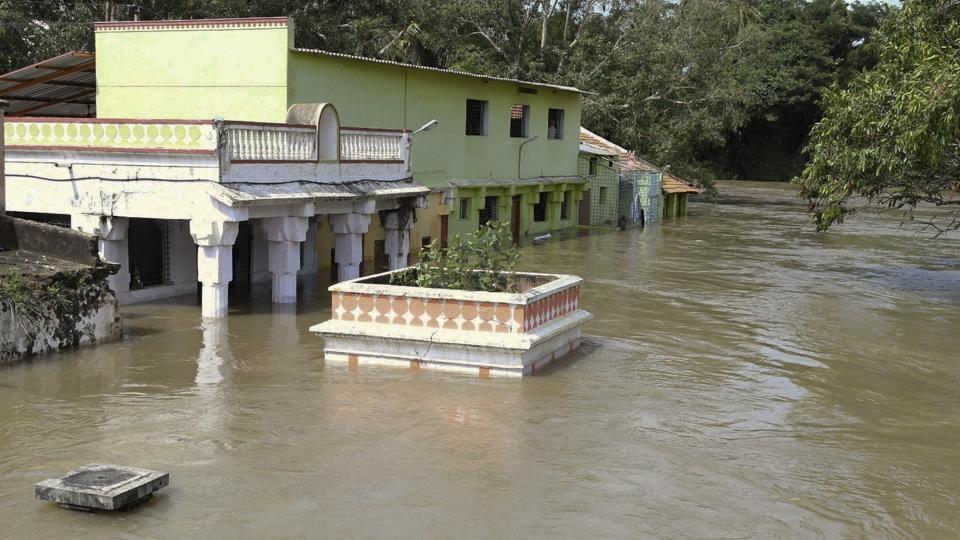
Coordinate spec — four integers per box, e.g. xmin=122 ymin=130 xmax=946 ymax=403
xmin=35 ymin=463 xmax=169 ymax=511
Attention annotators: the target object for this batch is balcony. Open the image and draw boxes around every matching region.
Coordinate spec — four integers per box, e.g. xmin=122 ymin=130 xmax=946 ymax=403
xmin=339 ymin=127 xmax=407 ymax=163
xmin=223 ymin=121 xmax=317 ymax=161
xmin=4 ymin=118 xmax=411 ymax=165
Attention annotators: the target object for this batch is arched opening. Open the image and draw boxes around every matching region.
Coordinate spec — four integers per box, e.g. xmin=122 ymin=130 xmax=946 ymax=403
xmin=286 ymin=102 xmax=340 ymax=161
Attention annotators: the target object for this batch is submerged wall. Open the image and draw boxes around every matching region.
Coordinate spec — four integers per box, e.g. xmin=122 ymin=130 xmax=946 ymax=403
xmin=0 ymin=215 xmax=122 ymax=366
xmin=0 ymin=269 xmax=121 ymax=366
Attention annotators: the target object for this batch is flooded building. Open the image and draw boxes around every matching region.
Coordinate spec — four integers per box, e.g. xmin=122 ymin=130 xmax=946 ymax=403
xmin=40 ymin=17 xmax=583 ymax=252
xmin=578 ymin=127 xmax=697 ymax=226
xmin=3 ymin=97 xmax=425 ymax=316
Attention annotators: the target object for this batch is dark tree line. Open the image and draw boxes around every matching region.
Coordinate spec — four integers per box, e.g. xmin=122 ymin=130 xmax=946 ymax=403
xmin=0 ymin=0 xmax=889 ymax=186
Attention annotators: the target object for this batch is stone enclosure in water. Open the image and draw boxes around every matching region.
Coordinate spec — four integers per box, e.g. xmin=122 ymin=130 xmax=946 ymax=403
xmin=311 ymin=269 xmax=592 ymax=377
xmin=35 ymin=463 xmax=169 ymax=512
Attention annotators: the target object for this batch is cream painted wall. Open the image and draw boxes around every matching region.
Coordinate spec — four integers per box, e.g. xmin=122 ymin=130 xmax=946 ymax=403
xmin=95 ymin=24 xmax=290 ymax=122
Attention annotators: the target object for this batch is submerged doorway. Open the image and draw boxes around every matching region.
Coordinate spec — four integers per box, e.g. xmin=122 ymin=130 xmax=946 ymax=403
xmin=231 ymin=221 xmax=252 ymax=295
xmin=127 ymin=218 xmax=169 ymax=290
xmin=511 ymin=195 xmax=521 ymax=245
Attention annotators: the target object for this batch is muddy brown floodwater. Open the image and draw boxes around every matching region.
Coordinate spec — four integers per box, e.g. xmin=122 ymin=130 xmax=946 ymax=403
xmin=1 ymin=182 xmax=959 ymax=538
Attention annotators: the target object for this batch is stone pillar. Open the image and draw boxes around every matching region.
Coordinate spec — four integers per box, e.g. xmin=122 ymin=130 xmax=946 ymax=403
xmin=190 ymin=219 xmax=239 ymax=318
xmin=380 ymin=209 xmax=413 ymax=270
xmin=329 ymin=213 xmax=371 ymax=282
xmin=71 ymin=214 xmax=130 ymax=296
xmin=260 ymin=216 xmax=308 ymax=303
xmin=0 ymin=100 xmax=8 ymax=213
xmin=299 ymin=216 xmax=319 ymax=276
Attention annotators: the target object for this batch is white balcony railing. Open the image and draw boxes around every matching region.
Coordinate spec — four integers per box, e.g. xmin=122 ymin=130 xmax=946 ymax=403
xmin=224 ymin=122 xmax=317 ymax=161
xmin=339 ymin=128 xmax=406 ymax=161
xmin=225 ymin=124 xmax=408 ymax=163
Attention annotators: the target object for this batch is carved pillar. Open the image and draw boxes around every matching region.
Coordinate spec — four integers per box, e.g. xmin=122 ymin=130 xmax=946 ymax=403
xmin=329 ymin=213 xmax=372 ymax=282
xmin=190 ymin=219 xmax=239 ymax=318
xmin=299 ymin=216 xmax=319 ymax=276
xmin=380 ymin=208 xmax=414 ymax=270
xmin=261 ymin=216 xmax=308 ymax=303
xmin=71 ymin=214 xmax=130 ymax=296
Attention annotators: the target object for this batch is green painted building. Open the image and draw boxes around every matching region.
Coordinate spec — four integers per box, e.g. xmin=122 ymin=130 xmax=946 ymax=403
xmin=93 ymin=16 xmax=586 ymax=251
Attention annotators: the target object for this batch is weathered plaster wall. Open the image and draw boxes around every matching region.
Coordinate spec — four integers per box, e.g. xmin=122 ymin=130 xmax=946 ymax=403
xmin=0 ymin=272 xmax=121 ymax=366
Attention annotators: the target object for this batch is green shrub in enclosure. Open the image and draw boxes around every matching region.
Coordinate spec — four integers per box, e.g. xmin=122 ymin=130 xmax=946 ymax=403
xmin=391 ymin=221 xmax=521 ymax=292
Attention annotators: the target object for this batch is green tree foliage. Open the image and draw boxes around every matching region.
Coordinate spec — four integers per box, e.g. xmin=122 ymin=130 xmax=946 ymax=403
xmin=0 ymin=0 xmax=887 ymax=185
xmin=797 ymin=0 xmax=960 ymax=233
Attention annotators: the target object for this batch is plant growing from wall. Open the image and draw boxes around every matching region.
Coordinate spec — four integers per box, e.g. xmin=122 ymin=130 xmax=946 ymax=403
xmin=391 ymin=221 xmax=521 ymax=292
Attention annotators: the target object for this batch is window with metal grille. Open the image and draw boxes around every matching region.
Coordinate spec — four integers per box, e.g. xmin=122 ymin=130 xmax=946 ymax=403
xmin=509 ymin=104 xmax=529 ymax=138
xmin=465 ymin=99 xmax=488 ymax=136
xmin=459 ymin=198 xmax=469 ymax=220
xmin=548 ymin=108 xmax=564 ymax=139
xmin=478 ymin=196 xmax=498 ymax=226
xmin=588 ymin=156 xmax=598 ymax=175
xmin=128 ymin=218 xmax=169 ymax=290
xmin=533 ymin=191 xmax=548 ymax=222
xmin=561 ymin=191 xmax=572 ymax=220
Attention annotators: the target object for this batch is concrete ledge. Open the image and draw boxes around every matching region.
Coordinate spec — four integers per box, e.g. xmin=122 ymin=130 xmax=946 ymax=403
xmin=0 ymin=214 xmax=98 ymax=266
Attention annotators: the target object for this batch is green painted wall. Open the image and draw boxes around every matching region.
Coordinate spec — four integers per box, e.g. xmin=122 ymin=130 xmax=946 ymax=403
xmin=288 ymin=52 xmax=582 ymax=189
xmin=95 ymin=23 xmax=290 ymax=121
xmin=578 ymin=152 xmax=619 ymax=227
xmin=449 ymin=184 xmax=582 ymax=239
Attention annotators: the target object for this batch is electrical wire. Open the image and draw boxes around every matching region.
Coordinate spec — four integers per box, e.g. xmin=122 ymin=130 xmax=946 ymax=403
xmin=5 ymin=173 xmax=417 ymax=186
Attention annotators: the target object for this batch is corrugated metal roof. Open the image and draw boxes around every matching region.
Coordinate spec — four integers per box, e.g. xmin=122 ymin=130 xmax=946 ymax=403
xmin=578 ymin=127 xmax=699 ymax=194
xmin=212 ymin=179 xmax=429 ymax=207
xmin=579 ymin=142 xmax=615 ymax=156
xmin=294 ymin=48 xmax=585 ymax=94
xmin=0 ymin=52 xmax=96 ymax=118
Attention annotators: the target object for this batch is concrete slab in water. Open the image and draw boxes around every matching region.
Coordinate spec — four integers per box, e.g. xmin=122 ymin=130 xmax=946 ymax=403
xmin=35 ymin=463 xmax=169 ymax=511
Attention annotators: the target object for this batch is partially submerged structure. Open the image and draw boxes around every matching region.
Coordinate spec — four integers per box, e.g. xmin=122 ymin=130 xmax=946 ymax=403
xmin=0 ymin=16 xmax=594 ymax=320
xmin=578 ymin=127 xmax=698 ymax=226
xmin=4 ymin=104 xmax=426 ymax=317
xmin=312 ymin=269 xmax=591 ymax=377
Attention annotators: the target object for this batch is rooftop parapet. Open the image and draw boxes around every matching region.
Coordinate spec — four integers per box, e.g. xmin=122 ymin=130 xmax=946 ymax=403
xmin=3 ymin=116 xmax=410 ymax=165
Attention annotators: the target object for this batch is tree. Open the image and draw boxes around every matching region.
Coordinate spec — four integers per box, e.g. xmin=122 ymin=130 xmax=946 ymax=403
xmin=796 ymin=0 xmax=960 ymax=233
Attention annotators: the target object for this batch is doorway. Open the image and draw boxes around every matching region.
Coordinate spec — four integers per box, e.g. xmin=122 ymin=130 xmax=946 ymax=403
xmin=511 ymin=195 xmax=522 ymax=245
xmin=578 ymin=194 xmax=591 ymax=226
xmin=127 ymin=218 xmax=168 ymax=290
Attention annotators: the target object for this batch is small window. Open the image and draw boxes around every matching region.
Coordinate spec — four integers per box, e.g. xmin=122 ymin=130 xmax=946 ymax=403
xmin=459 ymin=198 xmax=469 ymax=220
xmin=588 ymin=156 xmax=598 ymax=176
xmin=548 ymin=108 xmax=564 ymax=139
xmin=599 ymin=186 xmax=608 ymax=205
xmin=421 ymin=236 xmax=432 ymax=248
xmin=561 ymin=191 xmax=572 ymax=220
xmin=509 ymin=104 xmax=529 ymax=138
xmin=478 ymin=195 xmax=498 ymax=226
xmin=466 ymin=99 xmax=488 ymax=136
xmin=533 ymin=191 xmax=548 ymax=222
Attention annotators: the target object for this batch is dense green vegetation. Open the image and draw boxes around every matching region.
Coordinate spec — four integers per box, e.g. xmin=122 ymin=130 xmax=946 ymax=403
xmin=798 ymin=0 xmax=960 ymax=234
xmin=0 ymin=0 xmax=888 ymax=186
xmin=391 ymin=221 xmax=521 ymax=292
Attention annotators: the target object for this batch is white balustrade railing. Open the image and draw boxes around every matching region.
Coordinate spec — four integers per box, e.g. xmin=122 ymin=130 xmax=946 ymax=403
xmin=225 ymin=122 xmax=316 ymax=161
xmin=340 ymin=129 xmax=406 ymax=161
